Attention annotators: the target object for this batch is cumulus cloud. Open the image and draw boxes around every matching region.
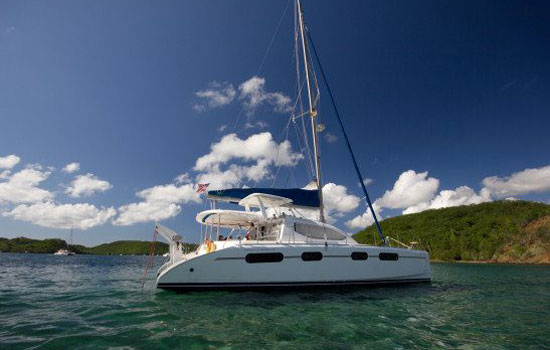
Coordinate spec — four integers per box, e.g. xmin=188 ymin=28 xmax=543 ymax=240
xmin=377 ymin=170 xmax=439 ymax=209
xmin=174 ymin=173 xmax=191 ymax=184
xmin=62 ymin=162 xmax=80 ymax=174
xmin=193 ymin=81 xmax=236 ymax=112
xmin=195 ymin=165 xmax=247 ymax=190
xmin=345 ymin=201 xmax=382 ymax=230
xmin=323 ymin=183 xmax=360 ymax=218
xmin=0 ymin=170 xmax=11 ymax=179
xmin=403 ymin=186 xmax=490 ymax=214
xmin=114 ymin=182 xmax=202 ymax=226
xmin=238 ymin=76 xmax=291 ymax=116
xmin=0 ymin=155 xmax=21 ymax=169
xmin=0 ymin=168 xmax=54 ymax=204
xmin=65 ymin=173 xmax=112 ymax=198
xmin=481 ymin=165 xmax=550 ymax=198
xmin=4 ymin=202 xmax=116 ymax=230
xmin=194 ymin=132 xmax=302 ymax=189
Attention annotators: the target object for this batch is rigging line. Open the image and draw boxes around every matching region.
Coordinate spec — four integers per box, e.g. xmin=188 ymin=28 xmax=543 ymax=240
xmin=291 ymin=118 xmax=313 ymax=181
xmin=289 ymin=78 xmax=315 ymax=179
xmin=270 ymin=114 xmax=294 ymax=187
xmin=306 ymin=30 xmax=385 ymax=242
xmin=231 ymin=0 xmax=292 ymax=133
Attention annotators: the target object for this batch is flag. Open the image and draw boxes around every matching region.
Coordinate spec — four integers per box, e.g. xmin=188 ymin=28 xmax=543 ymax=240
xmin=196 ymin=183 xmax=210 ymax=193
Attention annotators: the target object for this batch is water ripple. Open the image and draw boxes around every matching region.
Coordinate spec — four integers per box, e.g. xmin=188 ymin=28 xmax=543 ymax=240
xmin=1 ymin=254 xmax=549 ymax=350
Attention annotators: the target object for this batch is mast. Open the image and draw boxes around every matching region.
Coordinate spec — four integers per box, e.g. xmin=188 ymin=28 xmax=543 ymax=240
xmin=297 ymin=0 xmax=325 ymax=223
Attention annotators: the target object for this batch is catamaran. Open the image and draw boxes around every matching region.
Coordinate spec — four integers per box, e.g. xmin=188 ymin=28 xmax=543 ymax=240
xmin=155 ymin=0 xmax=431 ymax=291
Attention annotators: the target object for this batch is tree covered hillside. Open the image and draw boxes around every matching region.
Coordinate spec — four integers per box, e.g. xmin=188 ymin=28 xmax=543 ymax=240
xmin=0 ymin=238 xmax=197 ymax=255
xmin=353 ymin=201 xmax=550 ymax=263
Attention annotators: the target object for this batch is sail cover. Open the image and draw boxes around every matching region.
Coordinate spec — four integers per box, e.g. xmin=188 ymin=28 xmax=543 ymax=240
xmin=207 ymin=188 xmax=320 ymax=208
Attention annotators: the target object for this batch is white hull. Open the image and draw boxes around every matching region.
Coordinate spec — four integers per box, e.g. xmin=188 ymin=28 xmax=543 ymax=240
xmin=156 ymin=242 xmax=431 ymax=290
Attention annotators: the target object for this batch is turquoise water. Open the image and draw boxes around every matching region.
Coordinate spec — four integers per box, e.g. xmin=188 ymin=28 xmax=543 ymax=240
xmin=1 ymin=254 xmax=549 ymax=350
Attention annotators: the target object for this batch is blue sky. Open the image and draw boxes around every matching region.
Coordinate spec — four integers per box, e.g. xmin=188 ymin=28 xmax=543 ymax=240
xmin=1 ymin=0 xmax=549 ymax=246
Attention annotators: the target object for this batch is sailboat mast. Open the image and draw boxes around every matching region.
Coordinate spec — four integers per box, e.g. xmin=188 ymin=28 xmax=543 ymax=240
xmin=297 ymin=0 xmax=325 ymax=223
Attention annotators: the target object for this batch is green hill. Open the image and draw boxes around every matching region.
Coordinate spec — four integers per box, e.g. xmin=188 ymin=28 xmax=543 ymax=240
xmin=78 ymin=240 xmax=169 ymax=255
xmin=0 ymin=237 xmax=67 ymax=254
xmin=353 ymin=201 xmax=550 ymax=263
xmin=0 ymin=238 xmax=197 ymax=255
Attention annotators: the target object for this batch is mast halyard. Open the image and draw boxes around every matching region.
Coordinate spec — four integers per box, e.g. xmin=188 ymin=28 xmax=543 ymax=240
xmin=297 ymin=0 xmax=325 ymax=223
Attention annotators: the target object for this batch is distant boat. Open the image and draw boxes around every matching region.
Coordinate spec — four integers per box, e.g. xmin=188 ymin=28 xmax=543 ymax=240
xmin=54 ymin=228 xmax=76 ymax=256
xmin=54 ymin=249 xmax=75 ymax=256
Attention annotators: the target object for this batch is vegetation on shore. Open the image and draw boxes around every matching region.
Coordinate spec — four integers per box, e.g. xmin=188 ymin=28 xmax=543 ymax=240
xmin=0 ymin=237 xmax=197 ymax=255
xmin=3 ymin=201 xmax=549 ymax=263
xmin=353 ymin=201 xmax=550 ymax=263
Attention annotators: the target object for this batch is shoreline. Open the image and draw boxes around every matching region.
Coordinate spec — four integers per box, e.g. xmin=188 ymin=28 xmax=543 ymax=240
xmin=431 ymin=259 xmax=550 ymax=266
xmin=2 ymin=251 xmax=549 ymax=265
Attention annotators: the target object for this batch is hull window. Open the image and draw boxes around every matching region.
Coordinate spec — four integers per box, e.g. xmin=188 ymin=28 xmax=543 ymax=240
xmin=294 ymin=223 xmax=346 ymax=240
xmin=301 ymin=252 xmax=323 ymax=261
xmin=245 ymin=252 xmax=284 ymax=263
xmin=379 ymin=252 xmax=399 ymax=261
xmin=351 ymin=252 xmax=368 ymax=260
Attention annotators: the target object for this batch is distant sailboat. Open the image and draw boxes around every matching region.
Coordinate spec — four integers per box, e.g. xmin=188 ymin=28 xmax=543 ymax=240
xmin=54 ymin=228 xmax=76 ymax=256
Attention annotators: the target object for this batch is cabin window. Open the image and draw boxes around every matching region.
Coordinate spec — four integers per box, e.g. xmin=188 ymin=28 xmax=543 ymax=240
xmin=301 ymin=252 xmax=323 ymax=261
xmin=245 ymin=252 xmax=284 ymax=263
xmin=379 ymin=252 xmax=399 ymax=261
xmin=294 ymin=223 xmax=346 ymax=240
xmin=351 ymin=252 xmax=368 ymax=260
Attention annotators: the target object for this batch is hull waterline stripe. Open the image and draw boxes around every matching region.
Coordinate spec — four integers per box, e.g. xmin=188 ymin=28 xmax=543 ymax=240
xmin=157 ymin=278 xmax=431 ymax=290
xmin=214 ymin=255 xmax=428 ymax=261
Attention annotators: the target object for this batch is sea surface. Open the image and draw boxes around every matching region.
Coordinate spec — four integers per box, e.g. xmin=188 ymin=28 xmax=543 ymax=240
xmin=1 ymin=254 xmax=549 ymax=350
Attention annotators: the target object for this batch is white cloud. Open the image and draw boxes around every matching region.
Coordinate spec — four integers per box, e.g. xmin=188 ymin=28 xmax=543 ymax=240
xmin=0 ymin=170 xmax=11 ymax=179
xmin=174 ymin=173 xmax=191 ymax=184
xmin=194 ymin=132 xmax=302 ymax=189
xmin=218 ymin=125 xmax=228 ymax=132
xmin=62 ymin=162 xmax=80 ymax=173
xmin=324 ymin=133 xmax=338 ymax=143
xmin=0 ymin=155 xmax=21 ymax=169
xmin=0 ymin=168 xmax=54 ymax=204
xmin=481 ymin=165 xmax=550 ymax=198
xmin=195 ymin=132 xmax=301 ymax=171
xmin=244 ymin=121 xmax=268 ymax=129
xmin=4 ymin=202 xmax=116 ymax=230
xmin=345 ymin=201 xmax=382 ymax=230
xmin=323 ymin=183 xmax=360 ymax=218
xmin=114 ymin=182 xmax=202 ymax=226
xmin=377 ymin=170 xmax=439 ymax=209
xmin=65 ymin=173 xmax=112 ymax=198
xmin=239 ymin=76 xmax=291 ymax=116
xmin=193 ymin=81 xmax=236 ymax=112
xmin=359 ymin=178 xmax=373 ymax=187
xmin=195 ymin=165 xmax=246 ymax=190
xmin=403 ymin=186 xmax=490 ymax=214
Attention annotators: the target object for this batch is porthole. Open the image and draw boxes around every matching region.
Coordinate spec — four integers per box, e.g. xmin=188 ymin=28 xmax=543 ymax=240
xmin=245 ymin=252 xmax=284 ymax=263
xmin=351 ymin=252 xmax=368 ymax=260
xmin=379 ymin=252 xmax=399 ymax=261
xmin=301 ymin=252 xmax=323 ymax=261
